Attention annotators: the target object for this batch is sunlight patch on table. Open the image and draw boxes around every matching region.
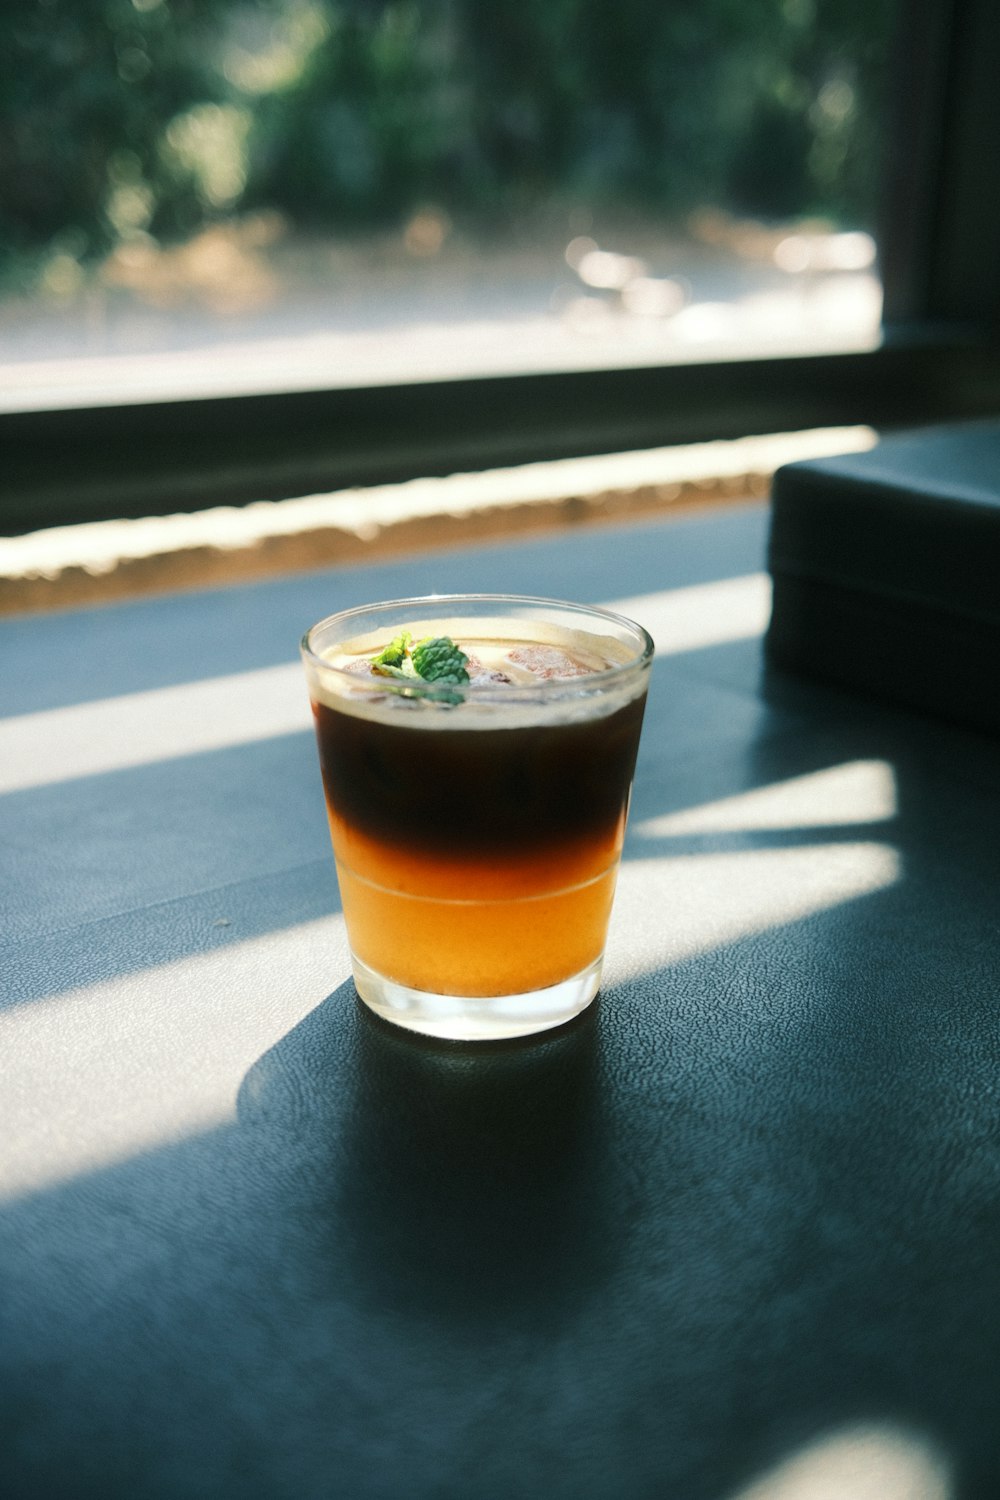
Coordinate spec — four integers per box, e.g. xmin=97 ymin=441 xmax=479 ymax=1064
xmin=633 ymin=759 xmax=898 ymax=838
xmin=0 ymin=912 xmax=347 ymax=1202
xmin=613 ymin=841 xmax=899 ymax=970
xmin=0 ymin=662 xmax=310 ymax=794
xmin=604 ymin=573 xmax=771 ymax=657
xmin=727 ymin=1421 xmax=950 ymax=1500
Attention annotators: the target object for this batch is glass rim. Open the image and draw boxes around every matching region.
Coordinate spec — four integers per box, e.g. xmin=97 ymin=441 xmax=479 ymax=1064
xmin=300 ymin=591 xmax=654 ymax=699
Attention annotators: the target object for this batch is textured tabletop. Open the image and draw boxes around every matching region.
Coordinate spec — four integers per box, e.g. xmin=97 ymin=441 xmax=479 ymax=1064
xmin=2 ymin=505 xmax=999 ymax=1499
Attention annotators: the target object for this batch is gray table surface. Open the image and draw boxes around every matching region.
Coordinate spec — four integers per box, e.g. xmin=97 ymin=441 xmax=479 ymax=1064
xmin=2 ymin=505 xmax=999 ymax=1499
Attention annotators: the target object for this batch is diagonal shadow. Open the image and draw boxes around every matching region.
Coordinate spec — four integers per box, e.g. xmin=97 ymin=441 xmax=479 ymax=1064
xmin=238 ymin=989 xmax=612 ymax=1335
xmin=1 ymin=728 xmax=331 ymax=1007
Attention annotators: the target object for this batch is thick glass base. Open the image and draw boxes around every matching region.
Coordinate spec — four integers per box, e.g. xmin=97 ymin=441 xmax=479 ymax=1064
xmin=351 ymin=953 xmax=603 ymax=1042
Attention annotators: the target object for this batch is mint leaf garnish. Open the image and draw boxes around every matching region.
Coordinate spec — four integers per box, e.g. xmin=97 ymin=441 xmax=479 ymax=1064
xmin=371 ymin=630 xmax=411 ymax=668
xmin=371 ymin=659 xmax=417 ymax=680
xmin=410 ymin=637 xmax=470 ymax=685
xmin=367 ymin=632 xmax=469 ymax=702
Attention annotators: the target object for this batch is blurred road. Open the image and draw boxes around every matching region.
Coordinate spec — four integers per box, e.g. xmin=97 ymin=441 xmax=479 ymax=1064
xmin=0 ymin=223 xmax=881 ymax=411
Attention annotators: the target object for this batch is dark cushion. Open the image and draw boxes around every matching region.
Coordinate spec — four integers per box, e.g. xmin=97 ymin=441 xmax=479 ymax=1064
xmin=766 ymin=420 xmax=1000 ymax=734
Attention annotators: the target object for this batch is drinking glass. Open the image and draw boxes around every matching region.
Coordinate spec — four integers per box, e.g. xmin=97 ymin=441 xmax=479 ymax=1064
xmin=301 ymin=594 xmax=652 ymax=1040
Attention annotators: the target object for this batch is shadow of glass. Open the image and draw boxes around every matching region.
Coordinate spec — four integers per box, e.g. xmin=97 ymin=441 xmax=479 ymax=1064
xmin=238 ymin=982 xmax=618 ymax=1334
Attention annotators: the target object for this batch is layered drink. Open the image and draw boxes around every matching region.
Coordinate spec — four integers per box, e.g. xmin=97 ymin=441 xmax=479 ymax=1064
xmin=301 ymin=595 xmax=652 ymax=1040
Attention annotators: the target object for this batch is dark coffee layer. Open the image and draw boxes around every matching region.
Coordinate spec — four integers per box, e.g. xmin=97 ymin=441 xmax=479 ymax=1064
xmin=313 ymin=693 xmax=647 ymax=857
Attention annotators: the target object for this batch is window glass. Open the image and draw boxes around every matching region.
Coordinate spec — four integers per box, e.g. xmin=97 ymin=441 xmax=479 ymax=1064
xmin=0 ymin=0 xmax=896 ymax=408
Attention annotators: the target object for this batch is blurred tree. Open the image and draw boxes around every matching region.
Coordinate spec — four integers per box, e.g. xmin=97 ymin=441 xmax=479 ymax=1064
xmin=0 ymin=0 xmax=897 ymax=286
xmin=246 ymin=1 xmax=464 ymax=224
xmin=725 ymin=0 xmax=895 ymax=221
xmin=0 ymin=0 xmax=229 ymax=277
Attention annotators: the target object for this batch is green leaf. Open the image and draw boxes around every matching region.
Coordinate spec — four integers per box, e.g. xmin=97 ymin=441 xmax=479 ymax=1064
xmin=371 ymin=659 xmax=417 ymax=680
xmin=410 ymin=636 xmax=470 ymax=684
xmin=371 ymin=630 xmax=411 ymax=668
xmin=367 ymin=632 xmax=468 ymax=704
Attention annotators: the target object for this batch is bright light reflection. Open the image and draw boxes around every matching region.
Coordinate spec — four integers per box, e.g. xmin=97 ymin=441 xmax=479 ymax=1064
xmin=614 ymin=842 xmax=899 ymax=969
xmin=0 ymin=913 xmax=345 ymax=1202
xmin=729 ymin=1422 xmax=950 ymax=1500
xmin=605 ymin=573 xmax=771 ymax=658
xmin=0 ymin=662 xmax=310 ymax=795
xmin=634 ymin=761 xmax=897 ymax=838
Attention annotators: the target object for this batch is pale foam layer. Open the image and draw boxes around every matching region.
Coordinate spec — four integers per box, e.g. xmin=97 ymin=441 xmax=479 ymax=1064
xmin=307 ymin=614 xmax=648 ymax=728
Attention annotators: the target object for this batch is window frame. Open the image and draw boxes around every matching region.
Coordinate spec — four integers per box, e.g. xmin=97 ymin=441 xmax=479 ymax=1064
xmin=2 ymin=0 xmax=997 ymax=536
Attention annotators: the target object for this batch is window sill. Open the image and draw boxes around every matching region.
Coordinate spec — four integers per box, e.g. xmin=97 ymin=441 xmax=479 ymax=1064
xmin=0 ymin=427 xmax=874 ymax=615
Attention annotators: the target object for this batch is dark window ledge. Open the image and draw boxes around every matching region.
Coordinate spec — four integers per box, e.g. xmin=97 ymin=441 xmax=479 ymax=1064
xmin=2 ymin=328 xmax=1000 ymax=534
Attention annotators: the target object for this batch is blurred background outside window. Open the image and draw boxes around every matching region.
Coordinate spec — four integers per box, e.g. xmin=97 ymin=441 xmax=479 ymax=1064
xmin=0 ymin=0 xmax=896 ymax=410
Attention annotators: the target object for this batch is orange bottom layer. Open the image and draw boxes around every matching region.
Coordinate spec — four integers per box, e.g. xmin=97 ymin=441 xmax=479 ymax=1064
xmin=333 ymin=850 xmax=619 ymax=999
xmin=326 ymin=812 xmax=625 ymax=996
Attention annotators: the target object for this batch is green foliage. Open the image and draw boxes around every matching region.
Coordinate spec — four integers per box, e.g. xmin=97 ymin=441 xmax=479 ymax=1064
xmin=0 ymin=0 xmax=898 ymax=279
xmin=245 ymin=3 xmax=465 ymax=224
xmin=0 ymin=0 xmax=228 ymax=274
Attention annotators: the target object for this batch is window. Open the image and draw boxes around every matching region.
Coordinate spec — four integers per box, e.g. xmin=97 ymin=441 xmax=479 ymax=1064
xmin=1 ymin=0 xmax=998 ymax=533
